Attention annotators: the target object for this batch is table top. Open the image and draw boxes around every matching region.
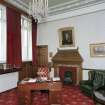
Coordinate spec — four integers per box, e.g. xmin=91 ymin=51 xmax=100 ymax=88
xmin=18 ymin=78 xmax=62 ymax=91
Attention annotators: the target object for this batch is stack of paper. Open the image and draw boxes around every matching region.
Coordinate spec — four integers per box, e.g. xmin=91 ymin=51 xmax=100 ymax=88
xmin=20 ymin=78 xmax=36 ymax=84
xmin=52 ymin=77 xmax=60 ymax=81
xmin=28 ymin=78 xmax=37 ymax=82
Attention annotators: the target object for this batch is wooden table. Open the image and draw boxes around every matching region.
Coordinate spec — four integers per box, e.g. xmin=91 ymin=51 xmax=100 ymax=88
xmin=17 ymin=81 xmax=62 ymax=105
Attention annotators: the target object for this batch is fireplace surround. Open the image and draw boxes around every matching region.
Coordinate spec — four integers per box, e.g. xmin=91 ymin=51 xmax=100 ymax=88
xmin=52 ymin=49 xmax=83 ymax=85
xmin=59 ymin=66 xmax=77 ymax=84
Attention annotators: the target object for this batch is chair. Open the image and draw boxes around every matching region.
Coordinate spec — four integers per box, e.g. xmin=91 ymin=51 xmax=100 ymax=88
xmin=80 ymin=70 xmax=105 ymax=97
xmin=37 ymin=66 xmax=49 ymax=93
xmin=37 ymin=66 xmax=49 ymax=81
xmin=94 ymin=85 xmax=105 ymax=105
xmin=63 ymin=70 xmax=73 ymax=85
xmin=79 ymin=70 xmax=95 ymax=96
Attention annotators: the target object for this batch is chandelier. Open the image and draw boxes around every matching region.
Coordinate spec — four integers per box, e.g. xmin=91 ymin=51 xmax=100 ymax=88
xmin=28 ymin=0 xmax=48 ymax=22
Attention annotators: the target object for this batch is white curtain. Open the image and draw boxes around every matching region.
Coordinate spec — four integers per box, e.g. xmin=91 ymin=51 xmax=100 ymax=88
xmin=21 ymin=16 xmax=32 ymax=61
xmin=0 ymin=5 xmax=6 ymax=63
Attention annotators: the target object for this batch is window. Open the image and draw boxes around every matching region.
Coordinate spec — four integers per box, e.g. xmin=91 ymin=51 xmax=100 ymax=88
xmin=0 ymin=5 xmax=6 ymax=63
xmin=21 ymin=16 xmax=32 ymax=61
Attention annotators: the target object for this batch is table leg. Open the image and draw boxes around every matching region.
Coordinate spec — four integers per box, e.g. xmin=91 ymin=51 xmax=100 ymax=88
xmin=49 ymin=90 xmax=62 ymax=105
xmin=18 ymin=90 xmax=31 ymax=105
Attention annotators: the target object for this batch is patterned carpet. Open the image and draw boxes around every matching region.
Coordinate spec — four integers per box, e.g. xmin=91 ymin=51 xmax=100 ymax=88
xmin=0 ymin=86 xmax=95 ymax=105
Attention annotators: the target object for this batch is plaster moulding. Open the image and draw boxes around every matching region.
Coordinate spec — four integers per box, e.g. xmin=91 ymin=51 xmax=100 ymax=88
xmin=5 ymin=0 xmax=28 ymax=12
xmin=46 ymin=2 xmax=105 ymax=23
xmin=5 ymin=0 xmax=105 ymax=23
xmin=48 ymin=0 xmax=105 ymax=15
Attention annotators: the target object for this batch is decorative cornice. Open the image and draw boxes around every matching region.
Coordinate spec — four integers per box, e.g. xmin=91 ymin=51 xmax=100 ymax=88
xmin=5 ymin=0 xmax=105 ymax=15
xmin=48 ymin=0 xmax=105 ymax=16
xmin=46 ymin=2 xmax=105 ymax=23
xmin=5 ymin=0 xmax=28 ymax=12
xmin=4 ymin=0 xmax=105 ymax=23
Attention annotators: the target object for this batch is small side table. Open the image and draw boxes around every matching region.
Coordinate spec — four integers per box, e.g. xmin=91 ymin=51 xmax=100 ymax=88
xmin=94 ymin=90 xmax=105 ymax=105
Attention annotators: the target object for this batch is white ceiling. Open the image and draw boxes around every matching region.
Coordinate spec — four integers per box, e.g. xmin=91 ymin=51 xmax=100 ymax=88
xmin=20 ymin=0 xmax=71 ymax=7
xmin=5 ymin=0 xmax=105 ymax=18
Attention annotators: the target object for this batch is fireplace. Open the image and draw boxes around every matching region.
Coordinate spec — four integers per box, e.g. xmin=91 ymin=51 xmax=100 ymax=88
xmin=59 ymin=66 xmax=77 ymax=84
xmin=52 ymin=49 xmax=83 ymax=85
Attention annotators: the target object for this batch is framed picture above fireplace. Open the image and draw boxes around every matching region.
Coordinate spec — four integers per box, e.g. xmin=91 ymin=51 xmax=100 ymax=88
xmin=58 ymin=27 xmax=75 ymax=47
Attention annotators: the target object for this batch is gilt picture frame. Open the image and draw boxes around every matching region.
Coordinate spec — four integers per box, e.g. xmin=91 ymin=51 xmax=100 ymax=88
xmin=58 ymin=27 xmax=75 ymax=47
xmin=90 ymin=43 xmax=105 ymax=57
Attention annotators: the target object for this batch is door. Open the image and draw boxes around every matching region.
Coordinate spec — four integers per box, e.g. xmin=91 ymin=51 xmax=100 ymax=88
xmin=37 ymin=45 xmax=48 ymax=66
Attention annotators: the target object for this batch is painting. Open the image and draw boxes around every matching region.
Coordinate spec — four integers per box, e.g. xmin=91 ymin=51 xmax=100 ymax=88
xmin=90 ymin=43 xmax=105 ymax=57
xmin=58 ymin=27 xmax=75 ymax=47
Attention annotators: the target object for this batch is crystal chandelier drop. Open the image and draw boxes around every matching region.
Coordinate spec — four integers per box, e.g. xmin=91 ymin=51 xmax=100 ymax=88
xmin=28 ymin=0 xmax=48 ymax=22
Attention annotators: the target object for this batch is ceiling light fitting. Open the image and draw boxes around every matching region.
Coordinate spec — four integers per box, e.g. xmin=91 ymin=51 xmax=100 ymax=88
xmin=28 ymin=0 xmax=48 ymax=22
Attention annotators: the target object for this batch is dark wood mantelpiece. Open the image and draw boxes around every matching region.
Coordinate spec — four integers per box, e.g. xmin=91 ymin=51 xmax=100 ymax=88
xmin=52 ymin=49 xmax=83 ymax=85
xmin=52 ymin=49 xmax=83 ymax=65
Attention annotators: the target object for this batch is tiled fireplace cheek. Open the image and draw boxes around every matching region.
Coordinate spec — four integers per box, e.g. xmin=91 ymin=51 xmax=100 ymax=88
xmin=59 ymin=66 xmax=77 ymax=84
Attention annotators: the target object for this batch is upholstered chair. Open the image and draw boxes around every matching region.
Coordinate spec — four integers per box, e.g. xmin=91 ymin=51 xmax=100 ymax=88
xmin=80 ymin=70 xmax=105 ymax=97
xmin=79 ymin=70 xmax=95 ymax=96
xmin=37 ymin=66 xmax=49 ymax=81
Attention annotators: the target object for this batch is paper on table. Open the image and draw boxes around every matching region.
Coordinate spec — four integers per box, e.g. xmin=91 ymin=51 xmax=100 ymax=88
xmin=21 ymin=78 xmax=37 ymax=84
xmin=28 ymin=78 xmax=37 ymax=82
xmin=52 ymin=77 xmax=60 ymax=81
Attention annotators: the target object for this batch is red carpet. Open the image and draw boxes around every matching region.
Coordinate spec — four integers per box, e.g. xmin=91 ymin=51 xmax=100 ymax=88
xmin=61 ymin=86 xmax=94 ymax=105
xmin=0 ymin=89 xmax=18 ymax=105
xmin=0 ymin=86 xmax=95 ymax=105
